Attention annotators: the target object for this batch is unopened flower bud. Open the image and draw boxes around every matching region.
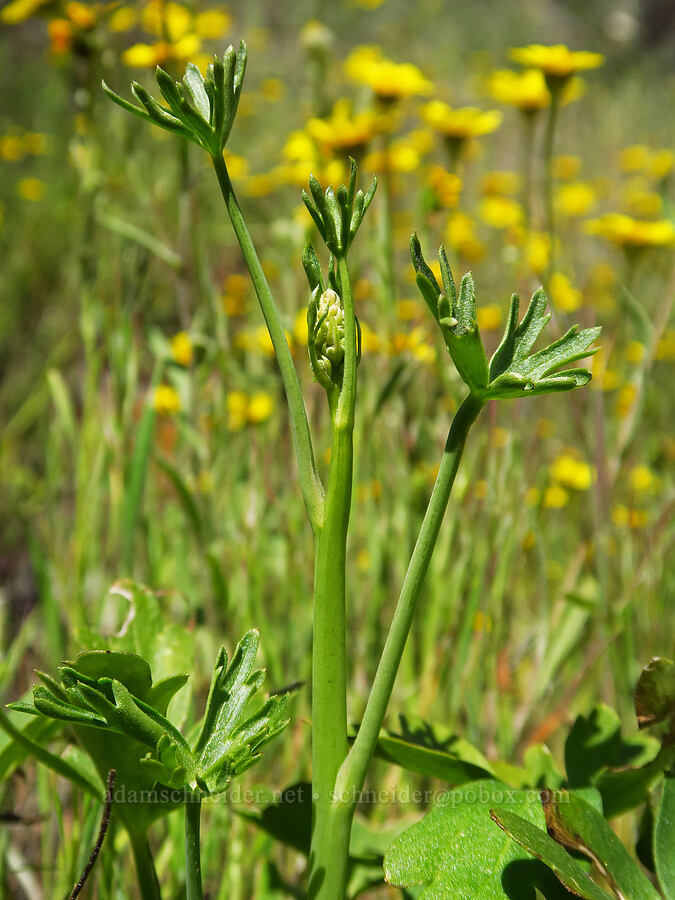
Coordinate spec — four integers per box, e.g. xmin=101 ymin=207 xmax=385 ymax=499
xmin=308 ymin=288 xmax=346 ymax=389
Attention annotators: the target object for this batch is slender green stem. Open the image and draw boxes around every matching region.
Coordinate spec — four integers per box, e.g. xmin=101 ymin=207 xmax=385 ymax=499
xmin=308 ymin=257 xmax=358 ymax=900
xmin=128 ymin=829 xmax=161 ymax=900
xmin=338 ymin=393 xmax=484 ymax=800
xmin=211 ymin=153 xmax=324 ymax=531
xmin=542 ymin=83 xmax=561 ymax=281
xmin=521 ymin=110 xmax=537 ymax=232
xmin=377 ymin=133 xmax=396 ymax=312
xmin=184 ymin=794 xmax=203 ymax=900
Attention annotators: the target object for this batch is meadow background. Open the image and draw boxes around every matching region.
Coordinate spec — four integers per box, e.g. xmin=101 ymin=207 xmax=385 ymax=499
xmin=0 ymin=0 xmax=674 ymax=896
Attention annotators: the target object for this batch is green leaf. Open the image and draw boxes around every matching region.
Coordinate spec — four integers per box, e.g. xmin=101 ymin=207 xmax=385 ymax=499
xmin=635 ymin=657 xmax=675 ymax=730
xmin=182 ymin=62 xmax=210 ymax=122
xmin=491 ymin=808 xmax=613 ymax=900
xmin=565 ymin=704 xmax=660 ymax=788
xmin=523 ymin=745 xmax=565 ymax=790
xmin=371 ymin=715 xmax=494 ymax=784
xmin=654 ymin=776 xmax=675 ymax=899
xmin=541 ymin=789 xmax=661 ymax=899
xmin=383 ymin=779 xmax=566 ymax=898
xmin=68 ymin=650 xmax=153 ymax=700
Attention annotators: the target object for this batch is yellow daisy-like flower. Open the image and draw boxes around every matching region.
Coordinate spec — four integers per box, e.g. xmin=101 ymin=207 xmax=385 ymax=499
xmin=426 ymin=165 xmax=462 ymax=209
xmin=344 ymin=46 xmax=433 ymax=101
xmin=17 ymin=177 xmax=45 ymax=202
xmin=548 ymin=272 xmax=582 ymax=313
xmin=306 ymin=100 xmax=384 ymax=154
xmin=153 ymin=384 xmax=181 ymax=416
xmin=479 ymin=195 xmax=523 ymax=229
xmin=489 ymin=68 xmax=550 ymax=111
xmin=509 ymin=44 xmax=603 ymax=80
xmin=422 ymin=101 xmax=502 ymax=140
xmin=585 ymin=214 xmax=675 ymax=247
xmin=550 ymin=453 xmax=593 ymax=490
xmin=555 ymin=180 xmax=596 ymax=217
xmin=476 ymin=304 xmax=503 ymax=331
xmin=480 ymin=170 xmax=521 ymax=196
xmin=0 ymin=0 xmax=49 ymax=24
xmin=170 ymin=332 xmax=194 ymax=367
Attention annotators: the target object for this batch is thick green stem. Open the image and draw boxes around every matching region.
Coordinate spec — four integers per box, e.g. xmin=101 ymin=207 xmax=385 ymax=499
xmin=184 ymin=795 xmax=203 ymax=900
xmin=338 ymin=394 xmax=484 ymax=800
xmin=129 ymin=829 xmax=161 ymax=900
xmin=211 ymin=154 xmax=324 ymax=531
xmin=308 ymin=257 xmax=358 ymax=900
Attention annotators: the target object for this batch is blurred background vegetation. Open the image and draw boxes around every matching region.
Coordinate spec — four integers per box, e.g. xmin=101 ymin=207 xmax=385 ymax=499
xmin=0 ymin=0 xmax=673 ymax=896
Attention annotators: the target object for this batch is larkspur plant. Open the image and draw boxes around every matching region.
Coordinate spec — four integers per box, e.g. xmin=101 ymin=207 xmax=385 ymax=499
xmin=4 ymin=38 xmax=672 ymax=900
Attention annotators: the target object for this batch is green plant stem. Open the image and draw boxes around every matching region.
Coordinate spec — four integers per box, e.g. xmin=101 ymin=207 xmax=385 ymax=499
xmin=339 ymin=393 xmax=484 ymax=799
xmin=184 ymin=795 xmax=203 ymax=900
xmin=211 ymin=153 xmax=324 ymax=531
xmin=521 ymin=110 xmax=537 ymax=232
xmin=308 ymin=256 xmax=358 ymax=900
xmin=377 ymin=133 xmax=396 ymax=312
xmin=542 ymin=82 xmax=561 ymax=282
xmin=128 ymin=828 xmax=162 ymax=900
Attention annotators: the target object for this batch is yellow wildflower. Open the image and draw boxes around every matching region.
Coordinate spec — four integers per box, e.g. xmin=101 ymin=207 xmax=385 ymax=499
xmin=153 ymin=384 xmax=181 ymax=416
xmin=525 ymin=232 xmax=551 ymax=274
xmin=619 ymin=145 xmax=650 ymax=173
xmin=226 ymin=390 xmax=248 ymax=431
xmin=66 ymin=1 xmax=95 ymax=29
xmin=170 ymin=332 xmax=194 ymax=367
xmin=543 ymin=485 xmax=569 ymax=508
xmin=648 ymin=149 xmax=674 ymax=179
xmin=247 ymin=392 xmax=274 ymax=424
xmin=489 ymin=68 xmax=550 ymax=111
xmin=629 ymin=465 xmax=657 ymax=494
xmin=142 ymin=0 xmax=190 ymax=39
xmin=108 ymin=6 xmax=136 ymax=32
xmin=307 ymin=100 xmax=383 ymax=154
xmin=553 ymin=155 xmax=582 ymax=179
xmin=585 ymin=214 xmax=675 ymax=247
xmin=396 ymin=299 xmax=421 ymax=321
xmin=294 ymin=308 xmax=309 ymax=345
xmin=47 ymin=19 xmax=73 ymax=54
xmin=0 ymin=0 xmax=49 ymax=24
xmin=550 ymin=453 xmax=593 ymax=490
xmin=656 ymin=329 xmax=675 ymax=361
xmin=611 ymin=504 xmax=628 ymax=527
xmin=0 ymin=135 xmax=24 ymax=161
xmin=479 ymin=195 xmax=523 ymax=229
xmin=445 ymin=212 xmax=485 ymax=262
xmin=423 ymin=101 xmax=502 ymax=140
xmin=426 ymin=166 xmax=462 ymax=209
xmin=260 ymin=78 xmax=284 ymax=102
xmin=549 ymin=272 xmax=582 ymax=313
xmin=344 ymin=46 xmax=433 ymax=101
xmin=624 ymin=341 xmax=645 ymax=364
xmin=555 ymin=181 xmax=596 ymax=217
xmin=509 ymin=44 xmax=604 ymax=80
xmin=615 ymin=384 xmax=637 ymax=418
xmin=623 ymin=179 xmax=663 ymax=218
xmin=17 ymin=177 xmax=45 ymax=202
xmin=477 ymin=305 xmax=503 ymax=331
xmin=480 ymin=171 xmax=521 ymax=196
xmin=193 ymin=9 xmax=231 ymax=40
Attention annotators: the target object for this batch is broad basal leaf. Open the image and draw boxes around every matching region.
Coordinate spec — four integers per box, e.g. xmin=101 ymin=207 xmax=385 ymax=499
xmin=384 ymin=779 xmax=570 ymax=899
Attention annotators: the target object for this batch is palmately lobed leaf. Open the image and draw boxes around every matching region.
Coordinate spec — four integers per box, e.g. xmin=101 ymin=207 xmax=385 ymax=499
xmin=411 ymin=234 xmax=600 ymax=401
